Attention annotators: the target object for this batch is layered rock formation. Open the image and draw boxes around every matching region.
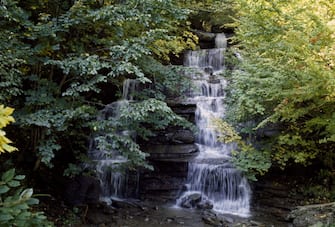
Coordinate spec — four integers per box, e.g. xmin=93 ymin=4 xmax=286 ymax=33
xmin=138 ymin=102 xmax=198 ymax=201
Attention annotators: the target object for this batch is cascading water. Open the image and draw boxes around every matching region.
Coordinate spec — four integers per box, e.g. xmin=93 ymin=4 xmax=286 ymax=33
xmin=122 ymin=79 xmax=140 ymax=101
xmin=177 ymin=33 xmax=251 ymax=217
xmin=88 ymin=79 xmax=140 ymax=203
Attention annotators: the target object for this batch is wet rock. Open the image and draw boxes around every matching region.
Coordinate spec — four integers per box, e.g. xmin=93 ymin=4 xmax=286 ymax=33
xmin=197 ymin=199 xmax=214 ymax=210
xmin=144 ymin=144 xmax=199 ymax=162
xmin=167 ymin=101 xmax=197 ymax=122
xmin=249 ymin=220 xmax=264 ymax=226
xmin=208 ymin=73 xmax=221 ymax=84
xmin=204 ymin=66 xmax=214 ymax=75
xmin=202 ymin=210 xmax=236 ymax=226
xmin=111 ymin=199 xmax=142 ymax=209
xmin=139 ymin=168 xmax=188 ymax=201
xmin=287 ymin=202 xmax=335 ymax=226
xmin=148 ymin=129 xmax=195 ymax=145
xmin=208 ymin=78 xmax=221 ymax=84
xmin=180 ymin=192 xmax=202 ymax=208
xmin=171 ymin=130 xmax=195 ymax=144
xmin=202 ymin=216 xmax=223 ymax=226
xmin=166 ymin=217 xmax=174 ymax=223
xmin=222 ymin=215 xmax=234 ymax=224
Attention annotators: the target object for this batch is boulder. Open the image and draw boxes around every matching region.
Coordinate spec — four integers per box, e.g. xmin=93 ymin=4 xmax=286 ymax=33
xmin=197 ymin=199 xmax=214 ymax=210
xmin=179 ymin=192 xmax=202 ymax=208
xmin=287 ymin=202 xmax=335 ymax=226
xmin=201 ymin=210 xmax=234 ymax=226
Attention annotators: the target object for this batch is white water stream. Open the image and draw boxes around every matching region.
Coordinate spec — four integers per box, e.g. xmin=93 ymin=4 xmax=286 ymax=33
xmin=88 ymin=101 xmax=129 ymax=204
xmin=89 ymin=33 xmax=250 ymax=217
xmin=176 ymin=33 xmax=251 ymax=217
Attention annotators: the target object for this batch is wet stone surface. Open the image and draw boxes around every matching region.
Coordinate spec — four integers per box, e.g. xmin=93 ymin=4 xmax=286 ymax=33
xmin=79 ymin=200 xmax=291 ymax=227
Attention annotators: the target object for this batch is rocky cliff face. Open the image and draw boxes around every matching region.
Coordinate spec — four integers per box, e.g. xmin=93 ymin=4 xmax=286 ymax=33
xmin=250 ymin=168 xmax=319 ymax=225
xmin=138 ymin=102 xmax=198 ymax=201
xmin=251 ymin=178 xmax=297 ymax=221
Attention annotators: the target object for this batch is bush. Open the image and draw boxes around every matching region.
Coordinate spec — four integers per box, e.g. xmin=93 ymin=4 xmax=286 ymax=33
xmin=0 ymin=105 xmax=53 ymax=226
xmin=0 ymin=168 xmax=53 ymax=227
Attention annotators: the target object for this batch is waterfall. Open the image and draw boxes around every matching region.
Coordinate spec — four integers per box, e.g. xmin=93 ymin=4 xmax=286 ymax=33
xmin=122 ymin=79 xmax=140 ymax=101
xmin=88 ymin=79 xmax=140 ymax=203
xmin=177 ymin=33 xmax=251 ymax=217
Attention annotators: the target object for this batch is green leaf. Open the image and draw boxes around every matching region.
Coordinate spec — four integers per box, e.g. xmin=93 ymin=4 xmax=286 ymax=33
xmin=7 ymin=180 xmax=20 ymax=188
xmin=19 ymin=188 xmax=33 ymax=200
xmin=14 ymin=175 xmax=25 ymax=180
xmin=16 ymin=211 xmax=31 ymax=220
xmin=0 ymin=214 xmax=14 ymax=222
xmin=0 ymin=185 xmax=10 ymax=194
xmin=13 ymin=203 xmax=29 ymax=210
xmin=1 ymin=169 xmax=15 ymax=182
xmin=26 ymin=198 xmax=39 ymax=205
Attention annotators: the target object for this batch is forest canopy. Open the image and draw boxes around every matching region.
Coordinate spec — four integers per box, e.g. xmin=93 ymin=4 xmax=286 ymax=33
xmin=227 ymin=0 xmax=335 ymax=176
xmin=0 ymin=0 xmax=199 ymax=173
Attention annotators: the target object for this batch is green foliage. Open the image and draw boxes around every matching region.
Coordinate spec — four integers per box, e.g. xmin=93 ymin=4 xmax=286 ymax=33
xmin=292 ymin=169 xmax=335 ymax=204
xmin=179 ymin=0 xmax=238 ymax=32
xmin=0 ymin=169 xmax=52 ymax=227
xmin=302 ymin=185 xmax=332 ymax=203
xmin=227 ymin=0 xmax=335 ymax=170
xmin=0 ymin=0 xmax=198 ymax=172
xmin=0 ymin=1 xmax=29 ymax=104
xmin=0 ymin=113 xmax=52 ymax=226
xmin=129 ymin=56 xmax=192 ymax=100
xmin=151 ymin=30 xmax=198 ymax=62
xmin=213 ymin=119 xmax=271 ymax=180
xmin=92 ymin=99 xmax=194 ymax=170
xmin=17 ymin=104 xmax=97 ymax=168
xmin=95 ymin=132 xmax=150 ymax=170
xmin=119 ymin=99 xmax=194 ymax=138
xmin=231 ymin=148 xmax=272 ymax=181
xmin=63 ymin=163 xmax=83 ymax=178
